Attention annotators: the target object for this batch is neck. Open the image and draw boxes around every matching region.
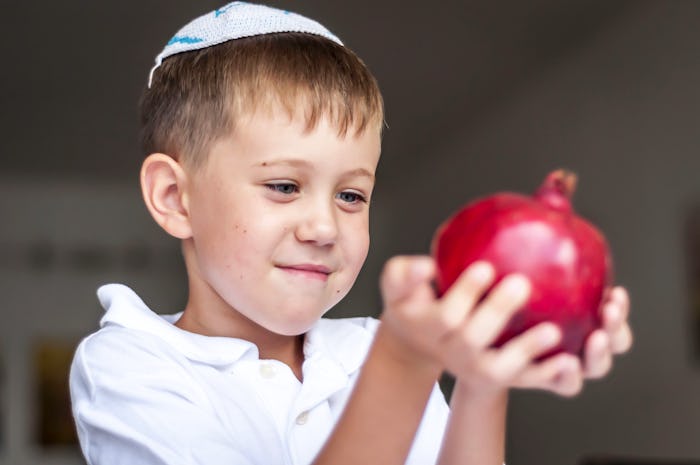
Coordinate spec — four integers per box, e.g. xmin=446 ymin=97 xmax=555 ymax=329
xmin=175 ymin=252 xmax=306 ymax=380
xmin=175 ymin=300 xmax=306 ymax=381
xmin=257 ymin=333 xmax=306 ymax=381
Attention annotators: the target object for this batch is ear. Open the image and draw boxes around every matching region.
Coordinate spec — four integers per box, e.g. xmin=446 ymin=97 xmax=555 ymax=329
xmin=140 ymin=153 xmax=193 ymax=239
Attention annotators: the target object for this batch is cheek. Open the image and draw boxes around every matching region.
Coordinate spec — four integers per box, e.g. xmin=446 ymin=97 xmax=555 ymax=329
xmin=198 ymin=225 xmax=262 ymax=296
xmin=344 ymin=220 xmax=371 ymax=269
xmin=191 ymin=188 xmax=257 ymax=250
xmin=191 ymin=203 xmax=253 ymax=272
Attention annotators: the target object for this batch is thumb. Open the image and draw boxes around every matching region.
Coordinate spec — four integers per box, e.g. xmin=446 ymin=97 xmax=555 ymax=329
xmin=380 ymin=255 xmax=436 ymax=307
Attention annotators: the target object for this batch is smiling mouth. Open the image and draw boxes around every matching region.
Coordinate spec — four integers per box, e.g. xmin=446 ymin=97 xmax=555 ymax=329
xmin=276 ymin=264 xmax=332 ymax=281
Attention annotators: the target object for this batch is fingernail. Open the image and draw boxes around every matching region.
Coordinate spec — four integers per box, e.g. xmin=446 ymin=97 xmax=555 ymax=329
xmin=605 ymin=304 xmax=620 ymax=323
xmin=410 ymin=259 xmax=433 ymax=278
xmin=559 ymin=356 xmax=579 ymax=373
xmin=469 ymin=262 xmax=494 ymax=283
xmin=540 ymin=325 xmax=561 ymax=346
xmin=503 ymin=275 xmax=530 ymax=296
xmin=612 ymin=286 xmax=625 ymax=299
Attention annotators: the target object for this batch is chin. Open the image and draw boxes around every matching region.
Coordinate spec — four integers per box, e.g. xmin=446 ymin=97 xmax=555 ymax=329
xmin=260 ymin=308 xmax=325 ymax=336
xmin=266 ymin=320 xmax=318 ymax=337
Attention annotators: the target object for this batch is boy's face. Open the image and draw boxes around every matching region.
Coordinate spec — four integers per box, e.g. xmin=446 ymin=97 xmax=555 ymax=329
xmin=184 ymin=108 xmax=381 ymax=336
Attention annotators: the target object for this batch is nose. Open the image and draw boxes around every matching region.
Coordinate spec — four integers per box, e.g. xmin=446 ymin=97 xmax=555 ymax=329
xmin=295 ymin=199 xmax=339 ymax=246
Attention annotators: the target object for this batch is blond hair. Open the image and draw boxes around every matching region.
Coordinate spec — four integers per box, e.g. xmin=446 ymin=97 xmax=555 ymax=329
xmin=140 ymin=32 xmax=384 ymax=169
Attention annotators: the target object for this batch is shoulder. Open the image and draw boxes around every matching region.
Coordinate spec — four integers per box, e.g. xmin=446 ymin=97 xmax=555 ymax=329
xmin=70 ymin=328 xmax=261 ymax=465
xmin=75 ymin=324 xmax=182 ymax=369
xmin=70 ymin=325 xmax=196 ymax=403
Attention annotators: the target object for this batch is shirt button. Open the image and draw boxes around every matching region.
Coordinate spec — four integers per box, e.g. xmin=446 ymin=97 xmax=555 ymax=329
xmin=295 ymin=411 xmax=309 ymax=425
xmin=259 ymin=363 xmax=276 ymax=379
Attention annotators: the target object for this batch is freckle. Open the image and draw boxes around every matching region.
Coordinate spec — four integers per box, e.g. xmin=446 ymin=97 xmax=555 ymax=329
xmin=262 ymin=162 xmax=267 ymax=166
xmin=243 ymin=229 xmax=247 ymax=234
xmin=239 ymin=274 xmax=244 ymax=279
xmin=336 ymin=289 xmax=340 ymax=293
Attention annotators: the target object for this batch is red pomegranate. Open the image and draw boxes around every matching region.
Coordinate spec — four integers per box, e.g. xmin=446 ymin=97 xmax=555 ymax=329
xmin=431 ymin=169 xmax=612 ymax=356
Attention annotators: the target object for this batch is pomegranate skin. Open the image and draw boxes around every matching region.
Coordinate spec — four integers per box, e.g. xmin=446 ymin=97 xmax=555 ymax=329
xmin=432 ymin=170 xmax=613 ymax=357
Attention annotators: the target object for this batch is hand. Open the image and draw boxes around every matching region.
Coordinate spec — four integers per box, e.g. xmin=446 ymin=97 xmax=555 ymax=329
xmin=581 ymin=286 xmax=633 ymax=379
xmin=380 ymin=256 xmax=572 ymax=397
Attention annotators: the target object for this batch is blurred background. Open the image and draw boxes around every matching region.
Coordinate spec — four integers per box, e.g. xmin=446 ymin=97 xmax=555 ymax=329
xmin=2 ymin=1 xmax=700 ymax=464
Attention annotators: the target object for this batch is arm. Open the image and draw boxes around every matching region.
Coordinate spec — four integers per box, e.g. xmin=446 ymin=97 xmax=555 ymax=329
xmin=313 ymin=256 xmax=453 ymax=465
xmin=438 ymin=386 xmax=507 ymax=465
xmin=312 ymin=323 xmax=442 ymax=465
xmin=314 ymin=256 xmax=524 ymax=465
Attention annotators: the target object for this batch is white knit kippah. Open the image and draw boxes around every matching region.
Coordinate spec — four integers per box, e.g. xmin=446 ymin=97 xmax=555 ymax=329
xmin=148 ymin=1 xmax=343 ymax=87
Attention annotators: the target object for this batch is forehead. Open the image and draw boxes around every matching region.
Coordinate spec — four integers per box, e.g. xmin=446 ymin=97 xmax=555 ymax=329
xmin=243 ymin=105 xmax=380 ymax=150
xmin=214 ymin=106 xmax=382 ymax=172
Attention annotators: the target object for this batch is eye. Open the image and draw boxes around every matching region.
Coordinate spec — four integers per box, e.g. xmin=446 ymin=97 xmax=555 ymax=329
xmin=266 ymin=183 xmax=299 ymax=195
xmin=337 ymin=191 xmax=367 ymax=204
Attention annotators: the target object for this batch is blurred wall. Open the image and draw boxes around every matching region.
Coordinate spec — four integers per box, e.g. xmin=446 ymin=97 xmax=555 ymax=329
xmin=0 ymin=182 xmax=185 ymax=465
xmin=2 ymin=1 xmax=699 ymax=465
xmin=361 ymin=2 xmax=700 ymax=464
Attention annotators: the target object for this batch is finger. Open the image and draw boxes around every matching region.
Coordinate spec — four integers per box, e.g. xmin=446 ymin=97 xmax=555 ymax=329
xmin=610 ymin=287 xmax=630 ymax=314
xmin=515 ymin=353 xmax=584 ymax=397
xmin=549 ymin=355 xmax=584 ymax=397
xmin=601 ymin=287 xmax=633 ymax=354
xmin=439 ymin=261 xmax=496 ymax=328
xmin=380 ymin=256 xmax=435 ymax=307
xmin=462 ymin=274 xmax=531 ymax=348
xmin=610 ymin=323 xmax=633 ymax=354
xmin=480 ymin=322 xmax=561 ymax=383
xmin=601 ymin=286 xmax=630 ymax=333
xmin=583 ymin=330 xmax=613 ymax=379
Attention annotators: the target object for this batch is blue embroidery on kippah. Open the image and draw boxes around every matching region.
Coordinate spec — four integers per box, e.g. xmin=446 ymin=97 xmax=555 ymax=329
xmin=215 ymin=2 xmax=240 ymax=17
xmin=167 ymin=35 xmax=204 ymax=46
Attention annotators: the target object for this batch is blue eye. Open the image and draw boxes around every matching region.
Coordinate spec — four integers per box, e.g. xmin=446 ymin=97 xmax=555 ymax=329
xmin=267 ymin=183 xmax=298 ymax=195
xmin=337 ymin=191 xmax=366 ymax=204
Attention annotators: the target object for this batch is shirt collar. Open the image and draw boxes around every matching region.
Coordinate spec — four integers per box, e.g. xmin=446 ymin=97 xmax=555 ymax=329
xmin=97 ymin=283 xmax=376 ymax=375
xmin=97 ymin=283 xmax=258 ymax=366
xmin=303 ymin=317 xmax=375 ymax=377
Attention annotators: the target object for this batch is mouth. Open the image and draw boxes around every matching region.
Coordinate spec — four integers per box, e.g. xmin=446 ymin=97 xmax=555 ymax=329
xmin=276 ymin=264 xmax=332 ymax=282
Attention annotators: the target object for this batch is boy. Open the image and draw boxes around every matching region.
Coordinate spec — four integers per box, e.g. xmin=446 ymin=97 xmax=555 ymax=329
xmin=70 ymin=2 xmax=633 ymax=465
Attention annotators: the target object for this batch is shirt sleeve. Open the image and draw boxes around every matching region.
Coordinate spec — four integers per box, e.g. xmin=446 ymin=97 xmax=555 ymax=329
xmin=70 ymin=328 xmax=257 ymax=465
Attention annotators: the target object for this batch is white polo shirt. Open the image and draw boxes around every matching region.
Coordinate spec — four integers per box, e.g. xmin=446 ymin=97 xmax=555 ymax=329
xmin=70 ymin=284 xmax=450 ymax=465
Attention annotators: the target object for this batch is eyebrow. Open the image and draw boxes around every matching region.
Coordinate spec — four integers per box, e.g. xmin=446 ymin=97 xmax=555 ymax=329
xmin=256 ymin=159 xmax=311 ymax=169
xmin=256 ymin=159 xmax=375 ymax=181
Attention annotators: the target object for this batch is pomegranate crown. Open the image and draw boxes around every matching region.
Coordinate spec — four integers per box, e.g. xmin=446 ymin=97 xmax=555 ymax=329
xmin=534 ymin=169 xmax=578 ymax=211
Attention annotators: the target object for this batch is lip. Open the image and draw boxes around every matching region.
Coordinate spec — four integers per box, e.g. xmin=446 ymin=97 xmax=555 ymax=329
xmin=276 ymin=264 xmax=332 ymax=281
